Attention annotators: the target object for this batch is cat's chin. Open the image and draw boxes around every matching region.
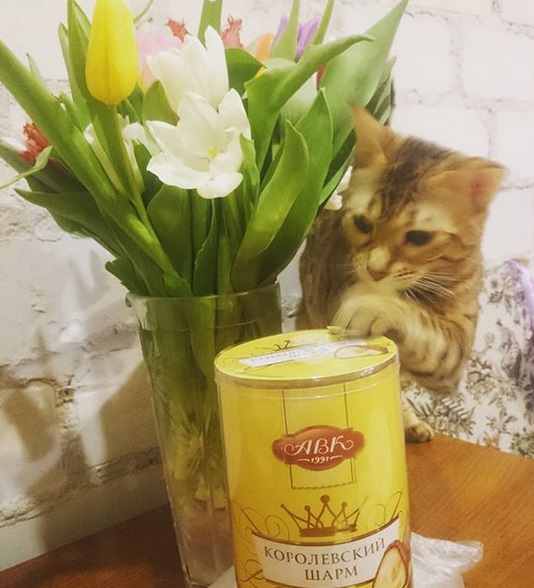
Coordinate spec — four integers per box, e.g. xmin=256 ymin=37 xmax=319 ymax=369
xmin=355 ymin=278 xmax=402 ymax=297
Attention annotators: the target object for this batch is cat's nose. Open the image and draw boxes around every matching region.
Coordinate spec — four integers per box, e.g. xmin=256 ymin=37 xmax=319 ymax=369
xmin=368 ymin=267 xmax=388 ymax=281
xmin=367 ymin=247 xmax=390 ymax=282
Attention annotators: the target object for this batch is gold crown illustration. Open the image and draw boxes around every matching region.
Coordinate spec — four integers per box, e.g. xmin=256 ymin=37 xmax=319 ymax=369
xmin=281 ymin=495 xmax=361 ymax=537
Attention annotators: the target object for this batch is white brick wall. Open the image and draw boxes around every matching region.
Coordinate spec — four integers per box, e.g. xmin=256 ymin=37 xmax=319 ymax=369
xmin=494 ymin=109 xmax=534 ymax=183
xmin=393 ymin=14 xmax=457 ymax=97
xmin=462 ymin=21 xmax=534 ymax=102
xmin=1 ymin=0 xmax=534 ymax=571
xmin=501 ymin=0 xmax=534 ymax=26
xmin=413 ymin=0 xmax=494 ymax=16
xmin=392 ymin=105 xmax=491 ymax=157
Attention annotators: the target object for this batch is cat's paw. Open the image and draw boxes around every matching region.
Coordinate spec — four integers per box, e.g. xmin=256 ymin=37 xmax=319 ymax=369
xmin=402 ymin=397 xmax=434 ymax=443
xmin=333 ymin=294 xmax=403 ymax=340
xmin=404 ymin=421 xmax=434 ymax=443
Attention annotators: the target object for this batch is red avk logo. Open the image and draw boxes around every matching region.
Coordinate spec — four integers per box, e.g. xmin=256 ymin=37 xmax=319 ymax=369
xmin=272 ymin=425 xmax=365 ymax=471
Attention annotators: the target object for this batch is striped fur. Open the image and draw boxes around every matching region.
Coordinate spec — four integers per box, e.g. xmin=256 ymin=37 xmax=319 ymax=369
xmin=297 ymin=107 xmax=506 ymax=441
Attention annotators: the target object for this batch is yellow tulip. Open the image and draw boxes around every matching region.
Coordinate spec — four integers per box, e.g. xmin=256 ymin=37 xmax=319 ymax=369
xmin=85 ymin=0 xmax=138 ymax=105
xmin=255 ymin=33 xmax=275 ymax=62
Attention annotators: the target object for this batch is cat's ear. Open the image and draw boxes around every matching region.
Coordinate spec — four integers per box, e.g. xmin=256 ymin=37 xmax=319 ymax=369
xmin=437 ymin=160 xmax=507 ymax=213
xmin=466 ymin=163 xmax=507 ymax=212
xmin=351 ymin=106 xmax=392 ymax=167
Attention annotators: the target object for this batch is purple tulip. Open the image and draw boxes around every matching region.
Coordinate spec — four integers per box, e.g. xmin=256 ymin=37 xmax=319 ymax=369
xmin=296 ymin=16 xmax=320 ymax=59
xmin=274 ymin=14 xmax=320 ymax=60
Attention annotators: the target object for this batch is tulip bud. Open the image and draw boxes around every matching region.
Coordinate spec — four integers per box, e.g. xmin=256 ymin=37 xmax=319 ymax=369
xmin=85 ymin=0 xmax=138 ymax=105
xmin=254 ymin=33 xmax=275 ymax=62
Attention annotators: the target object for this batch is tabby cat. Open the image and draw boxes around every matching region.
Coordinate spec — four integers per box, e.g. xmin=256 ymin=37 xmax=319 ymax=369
xmin=297 ymin=107 xmax=506 ymax=442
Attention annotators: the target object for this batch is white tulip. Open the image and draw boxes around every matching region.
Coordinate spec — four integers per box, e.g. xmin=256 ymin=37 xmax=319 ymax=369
xmin=146 ymin=89 xmax=251 ymax=199
xmin=147 ymin=27 xmax=229 ymax=112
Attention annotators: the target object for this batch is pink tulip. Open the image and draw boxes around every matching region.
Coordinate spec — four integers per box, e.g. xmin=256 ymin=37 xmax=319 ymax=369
xmin=221 ymin=17 xmax=243 ymax=49
xmin=167 ymin=19 xmax=189 ymax=41
xmin=21 ymin=122 xmax=49 ymax=164
xmin=136 ymin=28 xmax=182 ymax=90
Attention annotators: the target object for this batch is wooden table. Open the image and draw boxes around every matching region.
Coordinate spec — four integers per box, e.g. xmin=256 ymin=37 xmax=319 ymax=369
xmin=2 ymin=435 xmax=534 ymax=587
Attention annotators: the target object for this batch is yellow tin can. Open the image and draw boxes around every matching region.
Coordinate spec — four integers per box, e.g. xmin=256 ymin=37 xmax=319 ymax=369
xmin=215 ymin=330 xmax=412 ymax=588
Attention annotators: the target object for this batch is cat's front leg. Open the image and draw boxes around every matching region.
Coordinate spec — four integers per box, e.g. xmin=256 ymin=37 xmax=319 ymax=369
xmin=332 ymin=292 xmax=407 ymax=341
xmin=333 ymin=287 xmax=470 ymax=396
xmin=334 ymin=293 xmax=435 ymax=443
xmin=401 ymin=396 xmax=434 ymax=443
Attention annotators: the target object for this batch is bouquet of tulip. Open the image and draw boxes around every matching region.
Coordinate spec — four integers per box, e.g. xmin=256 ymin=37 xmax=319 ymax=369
xmin=0 ymin=0 xmax=407 ymax=584
xmin=0 ymin=0 xmax=406 ymax=298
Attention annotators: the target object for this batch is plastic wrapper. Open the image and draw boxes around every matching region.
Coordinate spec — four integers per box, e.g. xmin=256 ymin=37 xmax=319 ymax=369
xmin=209 ymin=534 xmax=484 ymax=588
xmin=411 ymin=533 xmax=484 ymax=587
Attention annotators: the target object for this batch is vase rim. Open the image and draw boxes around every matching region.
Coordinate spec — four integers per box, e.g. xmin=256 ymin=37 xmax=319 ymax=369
xmin=126 ymin=281 xmax=280 ymax=306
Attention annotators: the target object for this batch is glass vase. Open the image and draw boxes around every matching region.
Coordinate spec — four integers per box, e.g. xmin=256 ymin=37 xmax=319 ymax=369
xmin=127 ymin=283 xmax=282 ymax=588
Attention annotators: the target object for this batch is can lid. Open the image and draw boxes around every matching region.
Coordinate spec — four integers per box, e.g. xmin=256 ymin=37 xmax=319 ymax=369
xmin=214 ymin=329 xmax=397 ymax=387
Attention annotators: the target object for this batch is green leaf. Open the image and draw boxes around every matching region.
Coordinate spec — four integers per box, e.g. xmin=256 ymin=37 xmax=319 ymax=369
xmin=58 ymin=23 xmax=90 ymax=129
xmin=190 ymin=192 xmax=211 ymax=257
xmin=219 ymin=192 xmax=242 ymax=263
xmin=106 ymin=258 xmax=147 ymax=294
xmin=118 ymin=86 xmax=144 ymax=123
xmin=321 ymin=165 xmax=349 ymax=208
xmin=142 ymin=81 xmax=177 ymax=125
xmin=0 ymin=139 xmax=83 ymax=193
xmin=232 ymin=136 xmax=260 ymax=228
xmin=320 ymin=57 xmax=397 ymax=205
xmin=104 ymin=213 xmax=186 ymax=296
xmin=198 ymin=0 xmax=222 ymax=42
xmin=0 ymin=139 xmax=26 ymax=170
xmin=311 ymin=0 xmax=336 ymax=45
xmin=86 ymin=104 xmax=172 ymax=281
xmin=162 ymin=272 xmax=192 ymax=297
xmin=321 ymin=131 xmax=353 ymax=205
xmin=87 ymin=101 xmax=138 ymax=197
xmin=280 ymin=75 xmax=317 ymax=125
xmin=57 ymin=91 xmax=87 ymax=132
xmin=366 ymin=58 xmax=396 ymax=124
xmin=253 ymin=90 xmax=333 ymax=285
xmin=374 ymin=86 xmax=393 ymax=125
xmin=0 ymin=146 xmax=52 ymax=190
xmin=134 ymin=143 xmax=161 ymax=207
xmin=27 ymin=55 xmax=48 ymax=89
xmin=193 ymin=200 xmax=218 ymax=295
xmin=225 ymin=48 xmax=263 ymax=96
xmin=319 ymin=0 xmax=408 ymax=154
xmin=66 ymin=0 xmax=91 ymax=101
xmin=147 ymin=185 xmax=192 ymax=284
xmin=116 ymin=209 xmax=178 ymax=279
xmin=245 ymin=33 xmax=372 ymax=168
xmin=232 ymin=122 xmax=308 ymax=290
xmin=216 ymin=200 xmax=233 ymax=294
xmin=0 ymin=36 xmax=118 ymax=204
xmin=15 ymin=187 xmax=122 ymax=255
xmin=271 ymin=0 xmax=300 ymax=60
xmin=48 ymin=212 xmax=92 ymax=237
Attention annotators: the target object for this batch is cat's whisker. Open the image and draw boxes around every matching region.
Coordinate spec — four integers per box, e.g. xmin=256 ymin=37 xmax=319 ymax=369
xmin=416 ymin=280 xmax=456 ymax=299
xmin=405 ymin=274 xmax=460 ymax=308
xmin=403 ymin=289 xmax=419 ymax=304
xmin=404 ymin=287 xmax=438 ymax=309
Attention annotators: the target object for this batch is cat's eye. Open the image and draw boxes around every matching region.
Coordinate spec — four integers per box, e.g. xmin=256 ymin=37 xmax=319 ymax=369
xmin=405 ymin=230 xmax=433 ymax=246
xmin=353 ymin=215 xmax=374 ymax=234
